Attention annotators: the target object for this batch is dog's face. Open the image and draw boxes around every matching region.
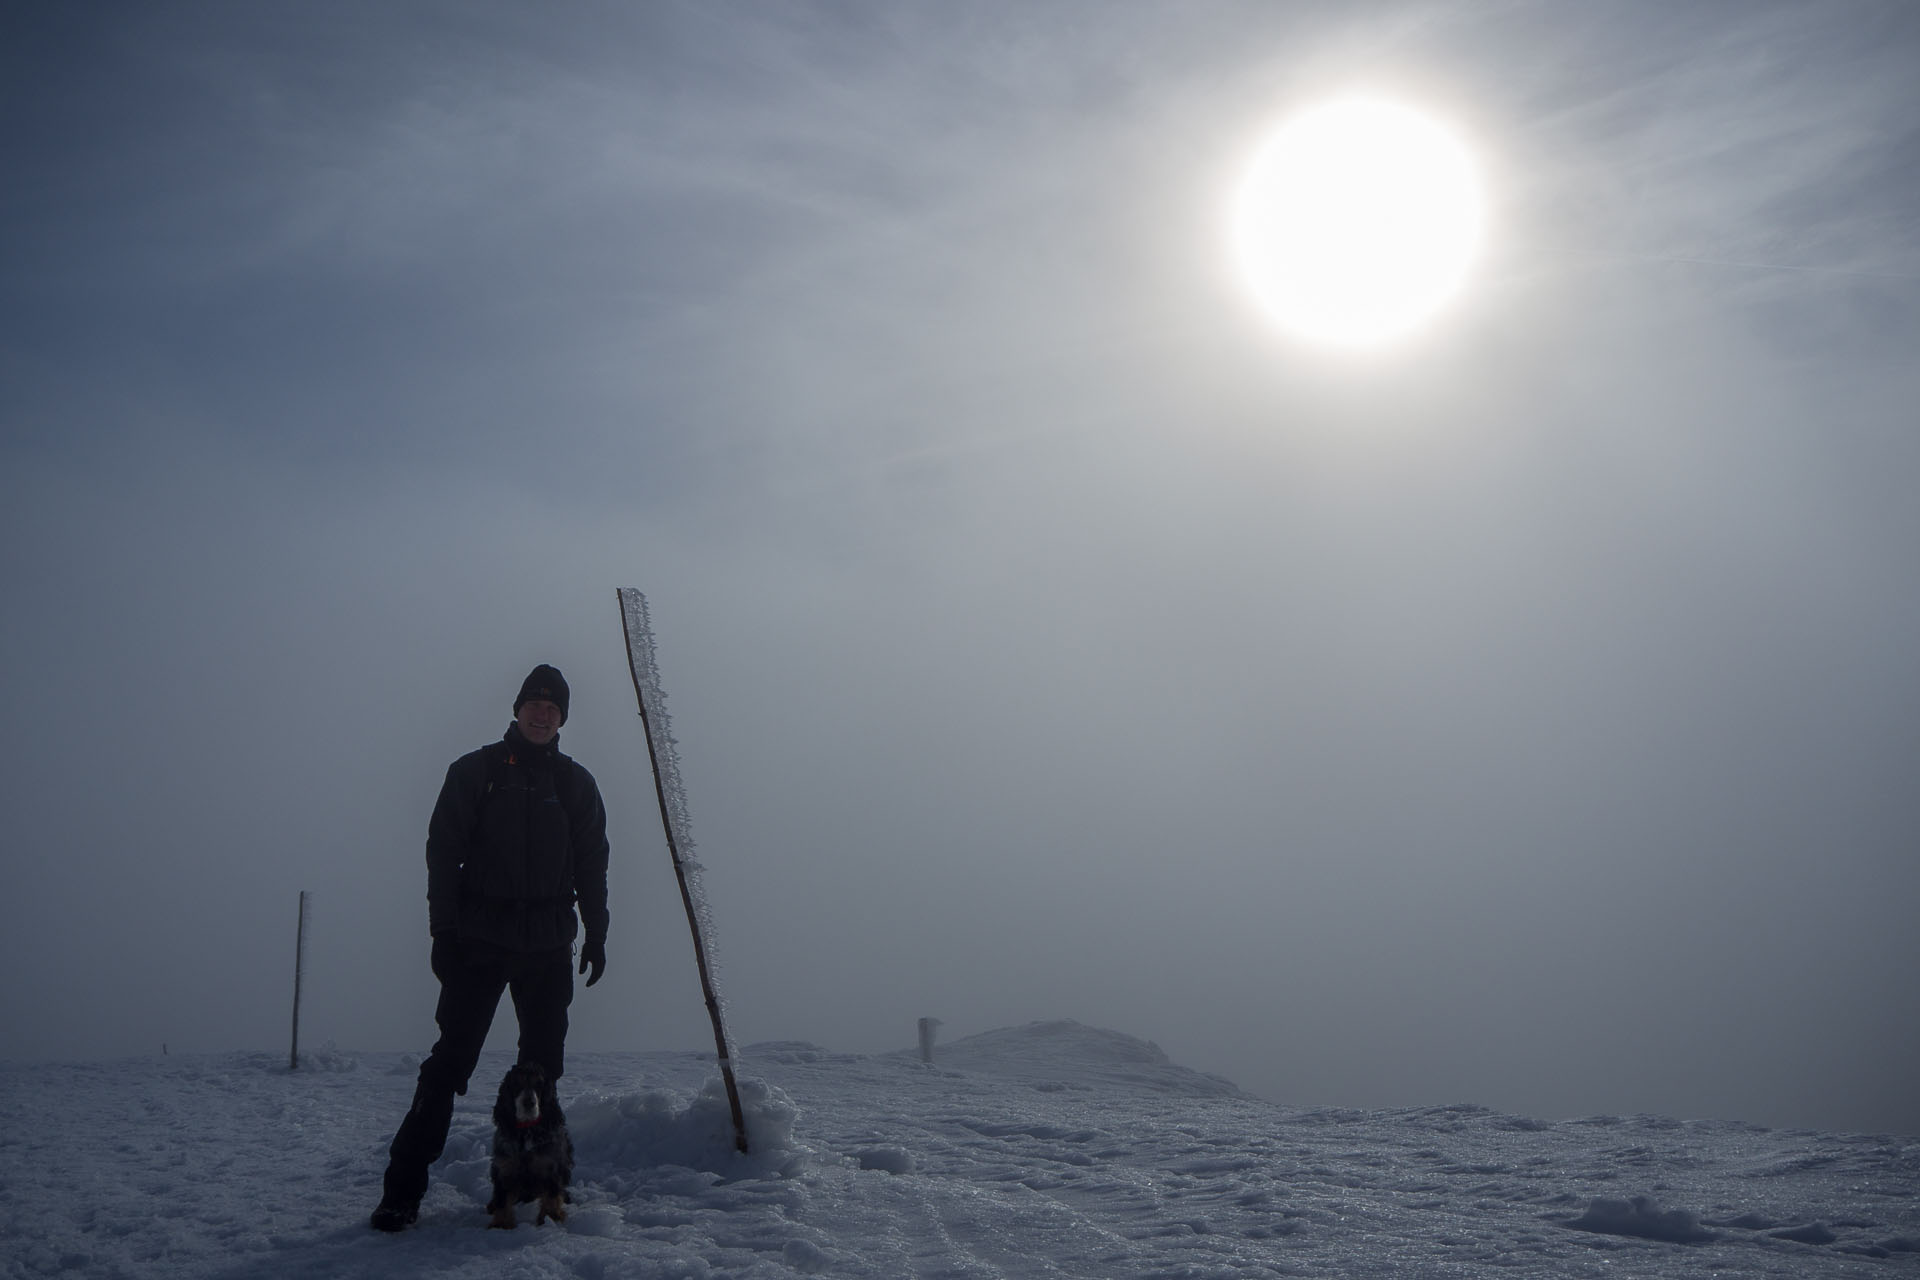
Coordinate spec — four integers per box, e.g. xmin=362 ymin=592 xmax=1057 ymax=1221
xmin=498 ymin=1063 xmax=551 ymax=1130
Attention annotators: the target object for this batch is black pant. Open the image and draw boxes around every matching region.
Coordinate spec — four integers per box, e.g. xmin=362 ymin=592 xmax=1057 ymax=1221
xmin=382 ymin=940 xmax=574 ymax=1204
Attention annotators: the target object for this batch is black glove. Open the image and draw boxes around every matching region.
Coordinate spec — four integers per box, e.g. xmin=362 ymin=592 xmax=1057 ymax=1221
xmin=578 ymin=938 xmax=606 ymax=988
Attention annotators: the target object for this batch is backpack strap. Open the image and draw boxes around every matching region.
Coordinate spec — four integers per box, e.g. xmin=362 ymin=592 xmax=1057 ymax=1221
xmin=481 ymin=741 xmax=575 ymax=808
xmin=480 ymin=741 xmax=511 ymax=807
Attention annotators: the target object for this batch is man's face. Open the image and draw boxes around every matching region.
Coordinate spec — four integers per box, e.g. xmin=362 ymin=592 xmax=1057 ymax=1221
xmin=517 ymin=699 xmax=562 ymax=745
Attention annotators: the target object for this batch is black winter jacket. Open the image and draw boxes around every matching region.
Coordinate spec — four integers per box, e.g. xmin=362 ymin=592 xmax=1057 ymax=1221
xmin=425 ymin=724 xmax=611 ymax=954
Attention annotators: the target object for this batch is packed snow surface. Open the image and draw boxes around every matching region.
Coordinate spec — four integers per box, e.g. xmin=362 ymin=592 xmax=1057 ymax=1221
xmin=5 ymin=1020 xmax=1916 ymax=1278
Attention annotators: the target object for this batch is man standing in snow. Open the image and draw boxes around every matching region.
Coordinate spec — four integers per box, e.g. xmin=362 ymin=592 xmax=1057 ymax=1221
xmin=371 ymin=664 xmax=612 ymax=1232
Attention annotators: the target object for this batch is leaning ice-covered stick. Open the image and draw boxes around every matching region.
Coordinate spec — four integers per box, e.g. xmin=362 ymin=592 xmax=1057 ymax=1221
xmin=617 ymin=587 xmax=748 ymax=1153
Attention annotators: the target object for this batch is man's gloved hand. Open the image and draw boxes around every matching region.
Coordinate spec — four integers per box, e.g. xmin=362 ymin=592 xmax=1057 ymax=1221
xmin=579 ymin=939 xmax=606 ymax=988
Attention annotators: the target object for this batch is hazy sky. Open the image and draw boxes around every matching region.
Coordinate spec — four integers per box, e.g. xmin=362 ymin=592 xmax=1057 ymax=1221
xmin=4 ymin=1 xmax=1917 ymax=1136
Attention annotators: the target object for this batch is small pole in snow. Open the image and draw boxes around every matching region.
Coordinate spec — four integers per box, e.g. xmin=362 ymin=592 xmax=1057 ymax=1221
xmin=289 ymin=890 xmax=309 ymax=1071
xmin=919 ymin=1017 xmax=941 ymax=1064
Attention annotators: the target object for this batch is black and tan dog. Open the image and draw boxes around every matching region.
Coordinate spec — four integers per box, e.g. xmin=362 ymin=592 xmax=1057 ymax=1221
xmin=486 ymin=1062 xmax=573 ymax=1228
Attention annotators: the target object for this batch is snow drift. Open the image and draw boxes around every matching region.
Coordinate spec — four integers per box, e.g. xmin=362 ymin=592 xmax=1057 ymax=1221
xmin=3 ymin=1022 xmax=1916 ymax=1278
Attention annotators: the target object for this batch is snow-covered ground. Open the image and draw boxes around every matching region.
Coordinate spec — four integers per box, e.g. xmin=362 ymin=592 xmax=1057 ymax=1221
xmin=5 ymin=1020 xmax=1915 ymax=1279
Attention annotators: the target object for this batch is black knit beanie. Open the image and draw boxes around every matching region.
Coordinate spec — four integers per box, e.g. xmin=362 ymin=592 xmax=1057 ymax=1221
xmin=514 ymin=664 xmax=570 ymax=724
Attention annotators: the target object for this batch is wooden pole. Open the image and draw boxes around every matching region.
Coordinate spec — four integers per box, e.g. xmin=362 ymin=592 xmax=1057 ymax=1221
xmin=617 ymin=589 xmax=750 ymax=1153
xmin=289 ymin=890 xmax=308 ymax=1071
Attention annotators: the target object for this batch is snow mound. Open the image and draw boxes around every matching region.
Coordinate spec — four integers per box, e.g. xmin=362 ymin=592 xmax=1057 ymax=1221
xmin=1569 ymin=1195 xmax=1717 ymax=1243
xmin=854 ymin=1144 xmax=915 ymax=1174
xmin=924 ymin=1020 xmax=1255 ymax=1099
xmin=568 ymin=1073 xmax=806 ymax=1179
xmin=292 ymin=1044 xmax=360 ymax=1073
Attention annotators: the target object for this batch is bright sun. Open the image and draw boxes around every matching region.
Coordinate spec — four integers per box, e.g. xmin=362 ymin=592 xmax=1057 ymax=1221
xmin=1232 ymin=98 xmax=1484 ymax=349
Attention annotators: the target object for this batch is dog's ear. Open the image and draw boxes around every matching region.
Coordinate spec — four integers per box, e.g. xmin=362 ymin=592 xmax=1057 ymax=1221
xmin=494 ymin=1074 xmax=519 ymax=1127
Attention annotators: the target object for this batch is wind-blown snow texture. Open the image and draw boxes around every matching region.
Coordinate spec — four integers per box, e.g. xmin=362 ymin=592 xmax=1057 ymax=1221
xmin=616 ymin=586 xmax=735 ymax=1067
xmin=4 ymin=1021 xmax=1916 ymax=1279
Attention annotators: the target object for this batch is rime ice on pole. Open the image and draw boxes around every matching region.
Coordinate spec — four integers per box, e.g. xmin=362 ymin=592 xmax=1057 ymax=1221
xmin=617 ymin=588 xmax=747 ymax=1150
